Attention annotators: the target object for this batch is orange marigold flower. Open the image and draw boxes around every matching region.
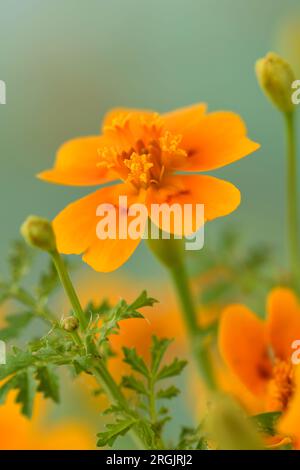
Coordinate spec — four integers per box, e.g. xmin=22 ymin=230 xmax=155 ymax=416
xmin=219 ymin=287 xmax=300 ymax=447
xmin=38 ymin=104 xmax=259 ymax=272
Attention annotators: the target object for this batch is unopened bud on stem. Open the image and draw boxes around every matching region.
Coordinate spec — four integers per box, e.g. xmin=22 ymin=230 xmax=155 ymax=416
xmin=62 ymin=316 xmax=79 ymax=332
xmin=21 ymin=215 xmax=56 ymax=252
xmin=256 ymin=52 xmax=296 ymax=113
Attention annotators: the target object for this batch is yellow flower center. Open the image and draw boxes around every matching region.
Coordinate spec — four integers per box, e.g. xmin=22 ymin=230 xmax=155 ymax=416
xmin=124 ymin=152 xmax=154 ymax=186
xmin=268 ymin=358 xmax=294 ymax=411
xmin=97 ymin=113 xmax=188 ymax=189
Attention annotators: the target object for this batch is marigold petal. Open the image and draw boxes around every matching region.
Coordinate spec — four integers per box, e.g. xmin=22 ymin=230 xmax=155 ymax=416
xmin=38 ymin=136 xmax=116 ymax=186
xmin=278 ymin=365 xmax=300 ymax=449
xmin=219 ymin=304 xmax=272 ymax=396
xmin=265 ymin=436 xmax=293 ymax=449
xmin=163 ymin=103 xmax=207 ymax=135
xmin=168 ymin=111 xmax=260 ymax=171
xmin=53 ymin=187 xmax=114 ymax=255
xmin=53 ymin=183 xmax=146 ymax=272
xmin=82 ymin=237 xmax=142 ymax=273
xmin=146 ymin=174 xmax=241 ymax=235
xmin=266 ymin=287 xmax=300 ymax=360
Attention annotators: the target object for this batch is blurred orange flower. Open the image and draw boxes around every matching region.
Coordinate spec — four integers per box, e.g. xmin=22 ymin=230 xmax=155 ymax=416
xmin=0 ymin=392 xmax=95 ymax=450
xmin=219 ymin=287 xmax=300 ymax=447
xmin=38 ymin=104 xmax=259 ymax=272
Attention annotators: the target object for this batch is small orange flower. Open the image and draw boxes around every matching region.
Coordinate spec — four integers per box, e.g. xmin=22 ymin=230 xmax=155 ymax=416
xmin=219 ymin=287 xmax=300 ymax=446
xmin=39 ymin=104 xmax=259 ymax=272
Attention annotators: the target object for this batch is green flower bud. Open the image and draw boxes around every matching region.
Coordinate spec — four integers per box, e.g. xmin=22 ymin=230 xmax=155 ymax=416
xmin=205 ymin=394 xmax=263 ymax=450
xmin=256 ymin=52 xmax=296 ymax=113
xmin=62 ymin=316 xmax=79 ymax=332
xmin=21 ymin=215 xmax=56 ymax=252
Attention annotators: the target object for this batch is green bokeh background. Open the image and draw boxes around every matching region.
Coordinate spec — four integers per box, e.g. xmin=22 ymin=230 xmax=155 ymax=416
xmin=1 ymin=0 xmax=300 ymax=278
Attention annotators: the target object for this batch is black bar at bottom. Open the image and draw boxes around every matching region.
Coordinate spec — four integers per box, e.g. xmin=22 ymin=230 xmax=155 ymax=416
xmin=0 ymin=450 xmax=299 ymax=466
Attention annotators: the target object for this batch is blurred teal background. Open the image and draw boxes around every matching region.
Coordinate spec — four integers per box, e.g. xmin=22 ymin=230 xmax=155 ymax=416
xmin=1 ymin=0 xmax=300 ymax=279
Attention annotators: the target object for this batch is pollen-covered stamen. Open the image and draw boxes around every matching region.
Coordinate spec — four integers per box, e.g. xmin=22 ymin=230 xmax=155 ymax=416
xmin=103 ymin=113 xmax=135 ymax=147
xmin=104 ymin=114 xmax=131 ymax=134
xmin=268 ymin=358 xmax=294 ymax=411
xmin=124 ymin=152 xmax=154 ymax=187
xmin=97 ymin=120 xmax=188 ymax=187
xmin=97 ymin=146 xmax=131 ymax=180
xmin=159 ymin=132 xmax=188 ymax=169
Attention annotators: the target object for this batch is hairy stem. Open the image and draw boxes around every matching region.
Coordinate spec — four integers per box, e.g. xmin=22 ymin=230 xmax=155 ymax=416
xmin=169 ymin=260 xmax=216 ymax=389
xmin=51 ymin=250 xmax=148 ymax=449
xmin=51 ymin=250 xmax=88 ymax=330
xmin=147 ymin=235 xmax=216 ymax=389
xmin=285 ymin=112 xmax=300 ymax=287
xmin=148 ymin=373 xmax=165 ymax=449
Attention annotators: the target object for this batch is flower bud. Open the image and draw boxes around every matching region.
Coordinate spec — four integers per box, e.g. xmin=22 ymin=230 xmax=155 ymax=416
xmin=62 ymin=316 xmax=79 ymax=332
xmin=21 ymin=215 xmax=56 ymax=252
xmin=205 ymin=394 xmax=263 ymax=450
xmin=256 ymin=52 xmax=296 ymax=113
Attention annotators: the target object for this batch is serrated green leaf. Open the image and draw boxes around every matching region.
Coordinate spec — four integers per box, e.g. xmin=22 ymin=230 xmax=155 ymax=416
xmin=0 ymin=312 xmax=34 ymax=341
xmin=156 ymin=358 xmax=187 ymax=381
xmin=177 ymin=426 xmax=207 ymax=450
xmin=8 ymin=240 xmax=33 ymax=281
xmin=36 ymin=365 xmax=60 ymax=403
xmin=72 ymin=355 xmax=93 ymax=375
xmin=129 ymin=290 xmax=158 ymax=310
xmin=84 ymin=299 xmax=111 ymax=320
xmin=150 ymin=336 xmax=172 ymax=376
xmin=15 ymin=368 xmax=36 ymax=418
xmin=0 ymin=349 xmax=35 ymax=380
xmin=0 ymin=376 xmax=19 ymax=404
xmin=121 ymin=375 xmax=147 ymax=395
xmin=94 ymin=291 xmax=157 ymax=350
xmin=196 ymin=437 xmax=210 ymax=450
xmin=252 ymin=412 xmax=282 ymax=436
xmin=103 ymin=404 xmax=124 ymax=415
xmin=134 ymin=419 xmax=156 ymax=449
xmin=153 ymin=416 xmax=171 ymax=436
xmin=123 ymin=347 xmax=148 ymax=377
xmin=97 ymin=417 xmax=137 ymax=447
xmin=157 ymin=385 xmax=180 ymax=399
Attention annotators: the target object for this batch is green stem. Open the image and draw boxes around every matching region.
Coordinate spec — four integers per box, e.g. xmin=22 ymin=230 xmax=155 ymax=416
xmin=148 ymin=373 xmax=164 ymax=449
xmin=148 ymin=376 xmax=157 ymax=424
xmin=51 ymin=250 xmax=147 ymax=449
xmin=170 ymin=262 xmax=216 ymax=389
xmin=285 ymin=112 xmax=300 ymax=287
xmin=92 ymin=362 xmax=147 ymax=449
xmin=51 ymin=250 xmax=88 ymax=330
xmin=147 ymin=236 xmax=216 ymax=389
xmin=169 ymin=264 xmax=198 ymax=334
xmin=92 ymin=361 xmax=130 ymax=410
